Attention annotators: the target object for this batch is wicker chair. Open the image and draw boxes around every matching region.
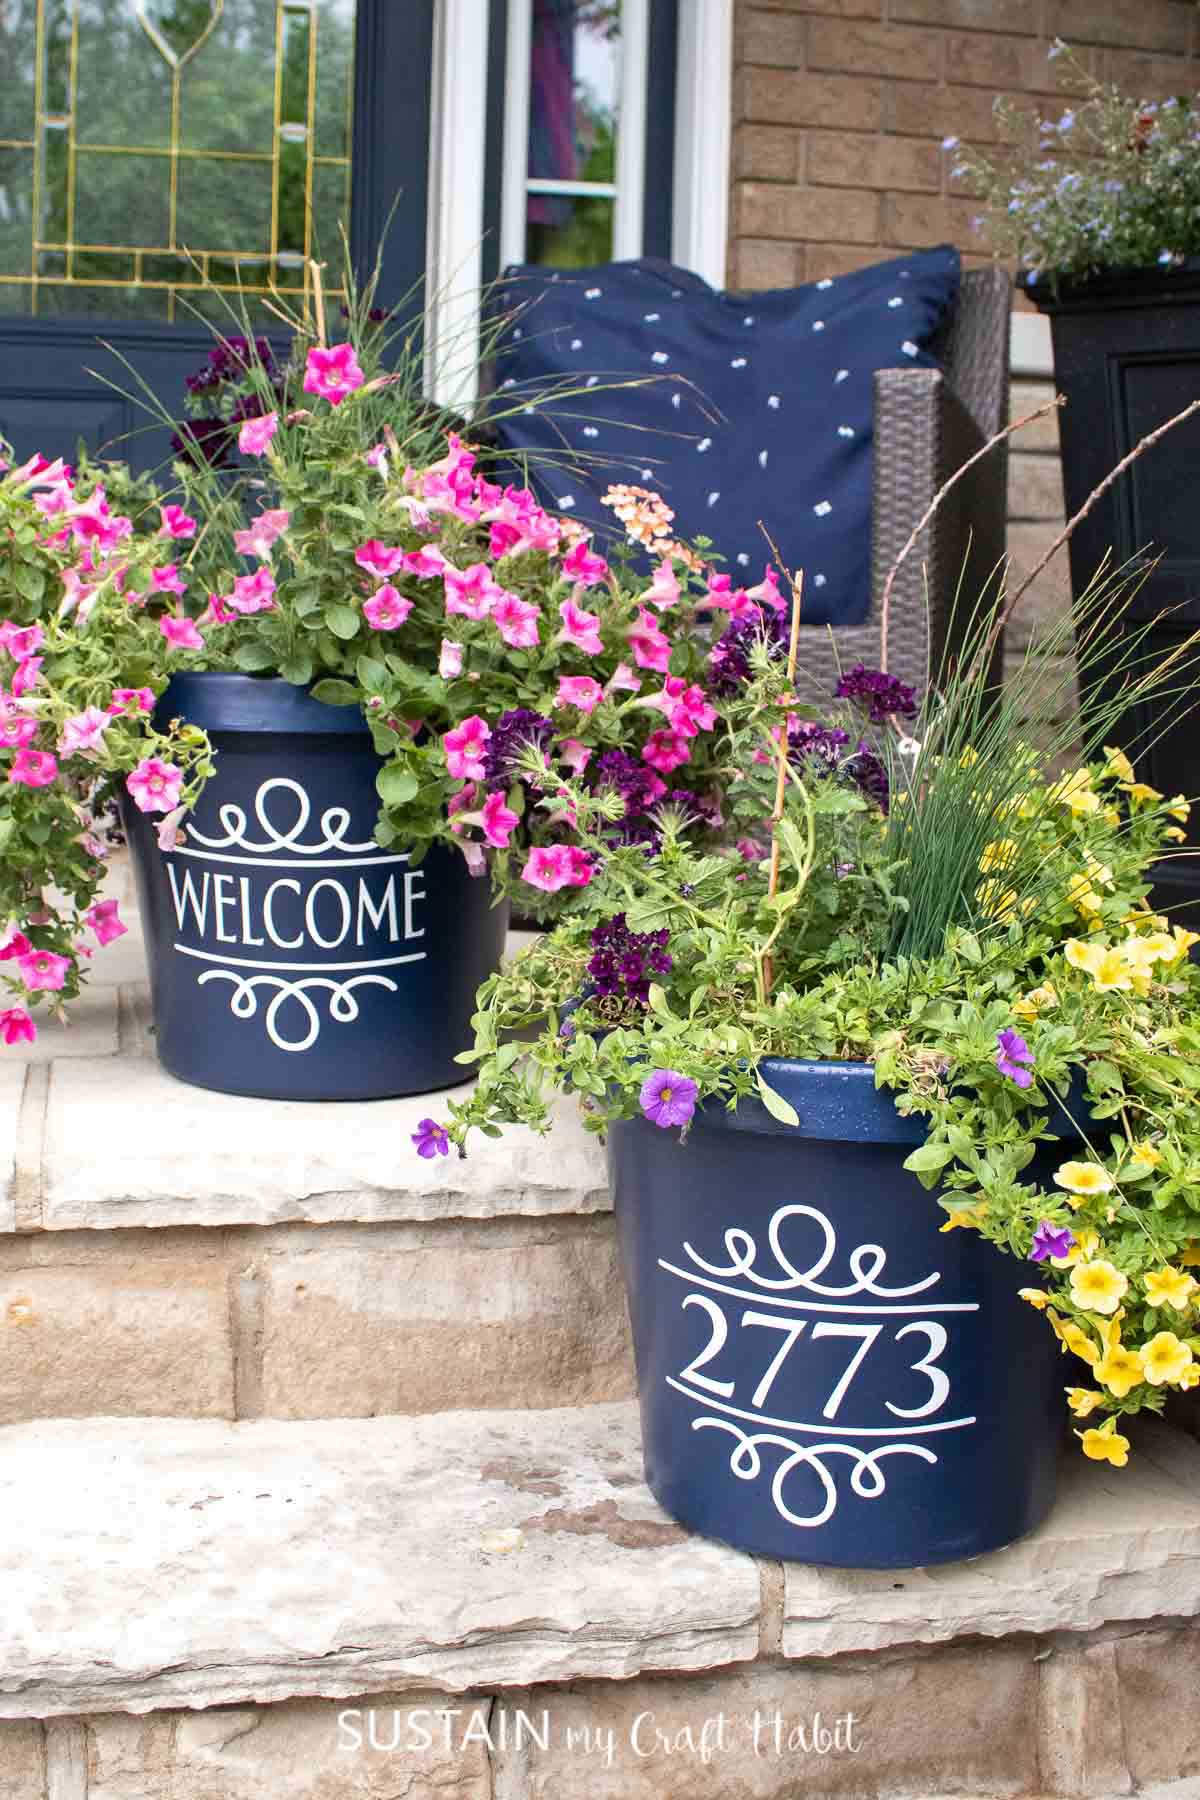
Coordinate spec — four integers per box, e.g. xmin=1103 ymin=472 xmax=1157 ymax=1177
xmin=798 ymin=264 xmax=1012 ymax=699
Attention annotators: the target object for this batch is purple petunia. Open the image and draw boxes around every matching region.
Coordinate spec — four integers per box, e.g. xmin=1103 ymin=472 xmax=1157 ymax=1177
xmin=483 ymin=709 xmax=555 ymax=789
xmin=588 ymin=913 xmax=672 ymax=1006
xmin=835 ymin=663 xmax=918 ymax=724
xmin=412 ymin=1117 xmax=450 ymax=1158
xmin=1029 ymin=1220 xmax=1075 ymax=1263
xmin=639 ymin=1069 xmax=699 ymax=1130
xmin=995 ymin=1028 xmax=1035 ymax=1088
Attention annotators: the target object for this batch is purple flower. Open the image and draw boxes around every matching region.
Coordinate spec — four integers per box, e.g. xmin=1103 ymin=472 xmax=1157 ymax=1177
xmin=588 ymin=913 xmax=671 ymax=1006
xmin=708 ymin=609 xmax=787 ymax=695
xmin=835 ymin=663 xmax=918 ymax=724
xmin=483 ymin=709 xmax=554 ymax=789
xmin=995 ymin=1028 xmax=1035 ymax=1088
xmin=639 ymin=1069 xmax=699 ymax=1130
xmin=1029 ymin=1220 xmax=1075 ymax=1263
xmin=412 ymin=1117 xmax=450 ymax=1158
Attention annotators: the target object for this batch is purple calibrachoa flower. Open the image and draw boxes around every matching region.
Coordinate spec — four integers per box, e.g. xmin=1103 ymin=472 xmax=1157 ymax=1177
xmin=412 ymin=1117 xmax=450 ymax=1159
xmin=639 ymin=1069 xmax=698 ymax=1130
xmin=995 ymin=1027 xmax=1035 ymax=1088
xmin=1029 ymin=1220 xmax=1075 ymax=1263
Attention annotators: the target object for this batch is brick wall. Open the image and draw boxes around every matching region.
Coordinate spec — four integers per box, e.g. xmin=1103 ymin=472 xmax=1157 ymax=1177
xmin=729 ymin=1 xmax=1200 ymax=747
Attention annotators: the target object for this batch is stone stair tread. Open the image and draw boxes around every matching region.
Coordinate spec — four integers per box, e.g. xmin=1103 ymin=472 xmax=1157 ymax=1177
xmin=4 ymin=1404 xmax=1200 ymax=1723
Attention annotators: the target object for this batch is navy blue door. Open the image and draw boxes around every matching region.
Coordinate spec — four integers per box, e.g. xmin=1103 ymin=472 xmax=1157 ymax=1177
xmin=0 ymin=0 xmax=433 ymax=474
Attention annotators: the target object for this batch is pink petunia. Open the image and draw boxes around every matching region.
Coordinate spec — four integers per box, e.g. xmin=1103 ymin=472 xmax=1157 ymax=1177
xmin=8 ymin=748 xmax=57 ymax=787
xmin=0 ymin=716 xmax=37 ymax=750
xmin=0 ymin=1007 xmax=35 ymax=1046
xmin=642 ymin=729 xmax=692 ymax=774
xmin=160 ymin=614 xmax=205 ymax=651
xmin=442 ymin=715 xmax=491 ymax=782
xmin=561 ymin=538 xmax=609 ymax=587
xmin=155 ymin=806 xmax=188 ymax=851
xmin=443 ymin=562 xmax=497 ymax=622
xmin=108 ymin=687 xmax=156 ymax=716
xmin=150 ymin=563 xmax=188 ymax=596
xmin=627 ymin=606 xmax=672 ymax=673
xmin=746 ymin=565 xmax=787 ymax=612
xmin=557 ymin=592 xmax=604 ymax=655
xmin=642 ymin=558 xmax=681 ymax=610
xmin=555 ymin=675 xmax=604 ymax=715
xmin=438 ymin=639 xmax=464 ymax=679
xmin=203 ymin=593 xmax=237 ymax=626
xmin=302 ymin=344 xmax=365 ymax=406
xmin=559 ymin=738 xmax=593 ymax=774
xmin=480 ymin=790 xmax=519 ymax=848
xmin=17 ymin=947 xmax=70 ymax=991
xmin=604 ymin=662 xmax=642 ymax=698
xmin=11 ymin=656 xmax=42 ymax=697
xmin=84 ymin=898 xmax=127 ymax=946
xmin=159 ymin=504 xmax=197 ymax=540
xmin=58 ymin=706 xmax=111 ymax=756
xmin=125 ymin=756 xmax=184 ymax=814
xmin=401 ymin=545 xmax=448 ymax=579
xmin=355 ymin=540 xmax=407 ymax=580
xmin=703 ymin=572 xmax=757 ymax=619
xmin=0 ymin=622 xmax=44 ymax=660
xmin=234 ymin=508 xmax=290 ymax=561
xmin=0 ymin=927 xmax=31 ymax=961
xmin=563 ymin=846 xmax=595 ymax=887
xmin=238 ymin=411 xmax=279 ymax=456
xmin=363 ymin=584 xmax=413 ymax=631
xmin=645 ymin=675 xmax=717 ymax=737
xmin=521 ymin=845 xmax=572 ymax=892
xmin=229 ymin=567 xmax=277 ymax=615
xmin=365 ymin=442 xmax=389 ymax=476
xmin=491 ymin=592 xmax=541 ymax=649
xmin=458 ymin=839 xmax=487 ymax=877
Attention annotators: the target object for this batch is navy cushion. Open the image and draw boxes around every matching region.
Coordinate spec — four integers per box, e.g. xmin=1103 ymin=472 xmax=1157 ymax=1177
xmin=490 ymin=247 xmax=960 ymax=626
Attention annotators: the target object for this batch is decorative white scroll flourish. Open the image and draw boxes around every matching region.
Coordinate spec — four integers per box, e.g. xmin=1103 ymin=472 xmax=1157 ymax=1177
xmin=681 ymin=1203 xmax=941 ymax=1299
xmin=186 ymin=777 xmax=378 ymax=857
xmin=692 ymin=1416 xmax=937 ymax=1529
xmin=196 ymin=970 xmax=397 ymax=1052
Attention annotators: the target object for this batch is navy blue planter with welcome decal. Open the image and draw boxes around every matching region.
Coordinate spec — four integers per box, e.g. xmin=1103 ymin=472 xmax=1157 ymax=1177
xmin=608 ymin=1059 xmax=1071 ymax=1569
xmin=120 ymin=674 xmax=507 ymax=1102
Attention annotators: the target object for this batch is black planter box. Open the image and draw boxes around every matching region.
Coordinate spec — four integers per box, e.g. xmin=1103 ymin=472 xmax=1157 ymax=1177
xmin=1026 ymin=263 xmax=1200 ymax=911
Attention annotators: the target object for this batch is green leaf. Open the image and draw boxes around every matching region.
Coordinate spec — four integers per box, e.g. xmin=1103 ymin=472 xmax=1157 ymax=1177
xmin=233 ymin=642 xmax=278 ymax=673
xmin=280 ymin=652 xmax=314 ymax=686
xmin=756 ymin=1069 xmax=800 ymax=1128
xmin=668 ymin=642 xmax=692 ymax=677
xmin=356 ymin=654 xmax=388 ymax=691
xmin=647 ymin=983 xmax=673 ymax=1018
xmin=309 ymin=679 xmax=360 ymax=707
xmin=376 ymin=764 xmax=419 ymax=807
xmin=903 ymin=1141 xmax=956 ymax=1174
xmin=324 ymin=604 xmax=361 ymax=641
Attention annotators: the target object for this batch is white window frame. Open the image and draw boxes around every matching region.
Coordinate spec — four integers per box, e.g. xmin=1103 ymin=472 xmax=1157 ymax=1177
xmin=426 ymin=0 xmax=733 ymax=404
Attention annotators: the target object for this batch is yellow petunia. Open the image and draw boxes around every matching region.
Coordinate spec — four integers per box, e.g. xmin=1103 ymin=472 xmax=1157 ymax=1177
xmin=1048 ymin=1310 xmax=1100 ymax=1366
xmin=958 ymin=746 xmax=979 ymax=769
xmin=1091 ymin=949 xmax=1136 ymax=992
xmin=1051 ymin=1227 xmax=1100 ymax=1269
xmin=1178 ymin=1364 xmax=1200 ymax=1391
xmin=1012 ymin=982 xmax=1059 ymax=1023
xmin=1067 ymin=877 xmax=1105 ymax=920
xmin=1129 ymin=1141 xmax=1162 ymax=1171
xmin=979 ymin=838 xmax=1019 ymax=873
xmin=1140 ymin=1330 xmax=1193 ymax=1387
xmin=1065 ymin=937 xmax=1106 ymax=974
xmin=1166 ymin=826 xmax=1187 ymax=843
xmin=1122 ymin=780 xmax=1164 ymax=805
xmin=1094 ymin=1343 xmax=1145 ymax=1397
xmin=1080 ymin=1417 xmax=1131 ymax=1467
xmin=1103 ymin=745 xmax=1136 ymax=783
xmin=975 ymin=879 xmax=1020 ymax=923
xmin=939 ymin=1204 xmax=988 ymax=1234
xmin=1132 ymin=932 xmax=1177 ymax=964
xmin=1019 ymin=1286 xmax=1051 ymax=1310
xmin=1052 ymin=769 xmax=1099 ymax=816
xmin=1070 ymin=1258 xmax=1128 ymax=1315
xmin=1066 ymin=1386 xmax=1104 ymax=1418
xmin=1167 ymin=795 xmax=1191 ymax=824
xmin=1104 ymin=806 xmax=1122 ymax=828
xmin=1171 ymin=925 xmax=1200 ymax=961
xmin=1181 ymin=1243 xmax=1200 ymax=1268
xmin=1143 ymin=1265 xmax=1196 ymax=1311
xmin=1054 ymin=1160 xmax=1116 ymax=1200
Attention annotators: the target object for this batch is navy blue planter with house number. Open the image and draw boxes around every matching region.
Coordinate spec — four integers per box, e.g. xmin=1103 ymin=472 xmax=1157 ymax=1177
xmin=120 ymin=674 xmax=507 ymax=1102
xmin=608 ymin=1059 xmax=1070 ymax=1569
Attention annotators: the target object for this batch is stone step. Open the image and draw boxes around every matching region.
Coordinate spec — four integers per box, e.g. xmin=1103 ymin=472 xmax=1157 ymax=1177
xmin=1 ymin=863 xmax=628 ymax=1425
xmin=1 ymin=1404 xmax=1200 ymax=1798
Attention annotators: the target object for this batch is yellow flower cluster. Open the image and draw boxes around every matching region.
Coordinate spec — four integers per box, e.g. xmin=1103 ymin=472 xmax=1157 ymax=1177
xmin=1064 ymin=926 xmax=1197 ymax=995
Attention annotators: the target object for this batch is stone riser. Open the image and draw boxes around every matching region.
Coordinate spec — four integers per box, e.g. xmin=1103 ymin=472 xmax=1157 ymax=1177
xmin=4 ymin=1630 xmax=1200 ymax=1800
xmin=0 ymin=1214 xmax=635 ymax=1423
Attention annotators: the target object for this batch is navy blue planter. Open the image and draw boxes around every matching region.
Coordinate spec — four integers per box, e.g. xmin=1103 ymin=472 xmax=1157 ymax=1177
xmin=120 ymin=674 xmax=507 ymax=1101
xmin=608 ymin=1059 xmax=1070 ymax=1569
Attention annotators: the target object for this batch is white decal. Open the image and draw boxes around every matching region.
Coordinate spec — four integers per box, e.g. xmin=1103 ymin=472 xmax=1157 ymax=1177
xmin=196 ymin=970 xmax=401 ymax=1053
xmin=680 ymin=1203 xmax=942 ymax=1299
xmin=691 ymin=1418 xmax=937 ymax=1530
xmin=186 ymin=777 xmax=378 ymax=857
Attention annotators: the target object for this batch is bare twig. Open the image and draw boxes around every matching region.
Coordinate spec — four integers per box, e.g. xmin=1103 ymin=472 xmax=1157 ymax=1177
xmin=309 ymin=259 xmax=327 ymax=348
xmin=879 ymin=396 xmax=1064 ymax=673
xmin=977 ymin=394 xmax=1200 ymax=672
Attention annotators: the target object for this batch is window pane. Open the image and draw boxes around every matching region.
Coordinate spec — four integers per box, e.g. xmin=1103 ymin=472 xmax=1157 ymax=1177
xmin=528 ymin=0 xmax=619 ymax=190
xmin=526 ymin=192 xmax=613 ymax=268
xmin=0 ymin=0 xmax=355 ymax=321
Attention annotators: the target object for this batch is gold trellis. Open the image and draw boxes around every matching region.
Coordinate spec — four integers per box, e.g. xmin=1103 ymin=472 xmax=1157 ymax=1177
xmin=0 ymin=0 xmax=354 ymax=321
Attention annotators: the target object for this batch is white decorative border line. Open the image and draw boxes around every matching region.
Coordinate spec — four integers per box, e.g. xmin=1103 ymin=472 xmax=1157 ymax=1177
xmin=173 ymin=946 xmax=427 ymax=972
xmin=171 ymin=849 xmax=411 ymax=870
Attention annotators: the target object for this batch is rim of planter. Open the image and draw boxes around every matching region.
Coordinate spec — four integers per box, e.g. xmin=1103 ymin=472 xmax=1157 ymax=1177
xmin=154 ymin=672 xmax=367 ymax=736
xmin=687 ymin=1056 xmax=1079 ymax=1147
xmin=1020 ymin=257 xmax=1200 ymax=311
